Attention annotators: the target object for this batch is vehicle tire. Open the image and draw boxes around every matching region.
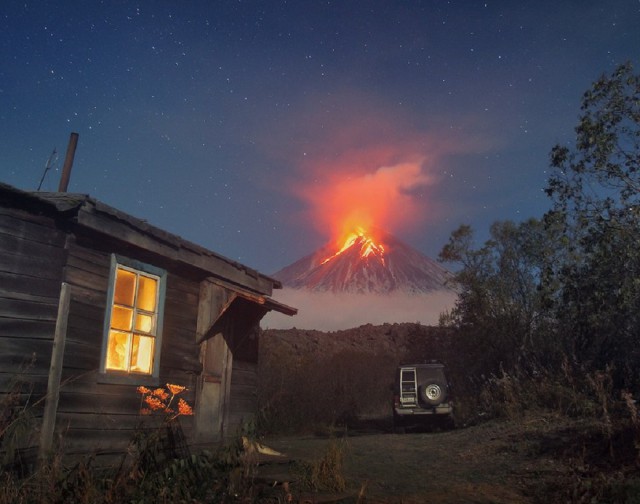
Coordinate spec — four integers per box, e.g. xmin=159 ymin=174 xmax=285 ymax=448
xmin=418 ymin=381 xmax=447 ymax=406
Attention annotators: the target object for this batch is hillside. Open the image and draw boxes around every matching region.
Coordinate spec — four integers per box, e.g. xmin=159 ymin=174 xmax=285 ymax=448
xmin=260 ymin=322 xmax=454 ymax=363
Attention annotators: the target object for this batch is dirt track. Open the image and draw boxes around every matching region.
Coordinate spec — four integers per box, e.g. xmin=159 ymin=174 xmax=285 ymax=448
xmin=262 ymin=413 xmax=595 ymax=503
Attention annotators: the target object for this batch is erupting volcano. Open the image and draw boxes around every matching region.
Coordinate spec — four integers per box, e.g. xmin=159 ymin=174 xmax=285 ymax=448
xmin=272 ymin=227 xmax=452 ymax=295
xmin=265 ymin=155 xmax=458 ymax=329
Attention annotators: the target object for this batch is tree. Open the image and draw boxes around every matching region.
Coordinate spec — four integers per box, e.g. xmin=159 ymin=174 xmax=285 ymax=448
xmin=545 ymin=62 xmax=640 ymax=387
xmin=439 ymin=219 xmax=556 ymax=381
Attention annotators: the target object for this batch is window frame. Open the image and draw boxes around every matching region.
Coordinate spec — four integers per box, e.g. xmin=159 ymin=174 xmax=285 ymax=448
xmin=99 ymin=254 xmax=167 ymax=385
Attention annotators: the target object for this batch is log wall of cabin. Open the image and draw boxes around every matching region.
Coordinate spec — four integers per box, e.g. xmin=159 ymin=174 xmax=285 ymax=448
xmin=53 ymin=235 xmax=200 ymax=458
xmin=0 ymin=206 xmax=66 ymax=460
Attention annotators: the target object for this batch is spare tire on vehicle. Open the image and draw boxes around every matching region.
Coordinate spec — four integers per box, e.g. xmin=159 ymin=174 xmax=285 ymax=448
xmin=419 ymin=382 xmax=447 ymax=406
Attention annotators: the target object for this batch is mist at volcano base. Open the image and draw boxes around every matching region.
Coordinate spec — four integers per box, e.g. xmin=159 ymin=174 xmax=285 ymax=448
xmin=264 ymin=288 xmax=456 ymax=331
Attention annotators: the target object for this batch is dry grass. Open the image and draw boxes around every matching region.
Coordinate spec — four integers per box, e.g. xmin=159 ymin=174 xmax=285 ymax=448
xmin=293 ymin=437 xmax=348 ymax=493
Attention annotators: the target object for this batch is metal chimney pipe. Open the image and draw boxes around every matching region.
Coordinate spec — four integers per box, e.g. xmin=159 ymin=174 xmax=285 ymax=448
xmin=58 ymin=132 xmax=79 ymax=192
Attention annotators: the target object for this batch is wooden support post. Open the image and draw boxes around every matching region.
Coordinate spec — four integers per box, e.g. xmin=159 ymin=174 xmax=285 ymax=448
xmin=39 ymin=282 xmax=70 ymax=462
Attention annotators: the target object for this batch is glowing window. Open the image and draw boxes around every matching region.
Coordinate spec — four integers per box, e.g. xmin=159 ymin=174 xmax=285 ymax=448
xmin=102 ymin=259 xmax=165 ymax=376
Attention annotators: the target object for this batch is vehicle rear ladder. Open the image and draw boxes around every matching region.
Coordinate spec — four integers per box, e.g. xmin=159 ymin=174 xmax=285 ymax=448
xmin=399 ymin=367 xmax=418 ymax=405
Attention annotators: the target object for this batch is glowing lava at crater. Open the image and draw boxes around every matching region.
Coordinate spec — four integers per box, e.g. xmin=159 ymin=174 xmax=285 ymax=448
xmin=321 ymin=227 xmax=386 ymax=266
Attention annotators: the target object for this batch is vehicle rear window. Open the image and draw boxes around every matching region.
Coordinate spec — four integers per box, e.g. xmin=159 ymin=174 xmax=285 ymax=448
xmin=416 ymin=367 xmax=446 ymax=383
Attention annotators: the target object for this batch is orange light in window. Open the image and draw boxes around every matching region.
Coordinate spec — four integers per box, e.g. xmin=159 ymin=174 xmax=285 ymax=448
xmin=106 ymin=330 xmax=130 ymax=371
xmin=111 ymin=305 xmax=133 ymax=331
xmin=114 ymin=269 xmax=136 ymax=306
xmin=105 ymin=266 xmax=159 ymax=375
xmin=135 ymin=313 xmax=154 ymax=333
xmin=131 ymin=335 xmax=154 ymax=374
xmin=137 ymin=276 xmax=158 ymax=311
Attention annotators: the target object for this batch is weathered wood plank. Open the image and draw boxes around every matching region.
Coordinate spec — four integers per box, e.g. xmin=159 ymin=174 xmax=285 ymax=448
xmin=0 ymin=249 xmax=65 ymax=280
xmin=167 ymin=274 xmax=200 ymax=294
xmin=0 ymin=372 xmax=49 ymax=395
xmin=60 ymin=340 xmax=102 ymax=371
xmin=0 ymin=336 xmax=53 ymax=374
xmin=0 ymin=296 xmax=59 ymax=321
xmin=0 ymin=210 xmax=63 ymax=246
xmin=66 ymin=300 xmax=106 ymax=328
xmin=55 ymin=412 xmax=142 ymax=431
xmin=159 ymin=351 xmax=200 ymax=374
xmin=55 ymin=412 xmax=195 ymax=435
xmin=0 ymin=229 xmax=65 ymax=260
xmin=64 ymin=264 xmax=109 ymax=293
xmin=0 ymin=317 xmax=56 ymax=339
xmin=66 ymin=243 xmax=110 ymax=274
xmin=0 ymin=271 xmax=62 ymax=298
xmin=0 ymin=290 xmax=59 ymax=305
xmin=59 ymin=375 xmax=145 ymax=398
xmin=162 ymin=321 xmax=198 ymax=344
xmin=165 ymin=309 xmax=197 ymax=330
xmin=68 ymin=284 xmax=107 ymax=308
xmin=57 ymin=390 xmax=141 ymax=415
xmin=57 ymin=428 xmax=133 ymax=453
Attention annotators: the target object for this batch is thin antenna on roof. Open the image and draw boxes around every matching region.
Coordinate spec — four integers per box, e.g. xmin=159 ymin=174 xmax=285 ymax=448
xmin=37 ymin=148 xmax=58 ymax=191
xmin=58 ymin=132 xmax=79 ymax=192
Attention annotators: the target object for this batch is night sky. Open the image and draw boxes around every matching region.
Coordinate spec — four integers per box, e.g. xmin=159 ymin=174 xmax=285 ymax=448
xmin=3 ymin=1 xmax=639 ymax=276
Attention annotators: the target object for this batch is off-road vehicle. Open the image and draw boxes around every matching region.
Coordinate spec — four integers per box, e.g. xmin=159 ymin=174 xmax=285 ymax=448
xmin=392 ymin=361 xmax=454 ymax=431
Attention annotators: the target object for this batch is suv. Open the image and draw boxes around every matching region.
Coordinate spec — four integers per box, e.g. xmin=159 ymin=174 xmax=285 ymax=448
xmin=392 ymin=362 xmax=454 ymax=431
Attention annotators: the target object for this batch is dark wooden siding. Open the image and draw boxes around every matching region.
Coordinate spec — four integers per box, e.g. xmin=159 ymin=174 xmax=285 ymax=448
xmin=0 ymin=206 xmax=66 ymax=457
xmin=228 ymin=359 xmax=259 ymax=432
xmin=1 ymin=197 xmax=272 ymax=458
xmin=54 ymin=237 xmax=199 ymax=456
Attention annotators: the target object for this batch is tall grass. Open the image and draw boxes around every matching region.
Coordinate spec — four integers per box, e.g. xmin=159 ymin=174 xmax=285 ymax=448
xmin=0 ymin=383 xmax=273 ymax=503
xmin=293 ymin=437 xmax=348 ymax=493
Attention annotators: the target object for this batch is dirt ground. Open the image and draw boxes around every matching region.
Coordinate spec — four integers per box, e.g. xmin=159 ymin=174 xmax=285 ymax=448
xmin=260 ymin=412 xmax=615 ymax=503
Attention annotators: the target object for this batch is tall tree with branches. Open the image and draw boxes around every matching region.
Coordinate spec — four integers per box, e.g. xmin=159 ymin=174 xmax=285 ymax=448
xmin=439 ymin=219 xmax=557 ymax=382
xmin=545 ymin=62 xmax=640 ymax=387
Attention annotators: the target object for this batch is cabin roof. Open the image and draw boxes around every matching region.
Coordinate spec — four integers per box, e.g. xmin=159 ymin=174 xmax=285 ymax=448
xmin=0 ymin=182 xmax=295 ymax=314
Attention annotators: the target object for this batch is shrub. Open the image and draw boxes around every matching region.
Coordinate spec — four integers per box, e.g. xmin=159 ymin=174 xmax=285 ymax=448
xmin=257 ymin=344 xmax=396 ymax=433
xmin=293 ymin=437 xmax=348 ymax=493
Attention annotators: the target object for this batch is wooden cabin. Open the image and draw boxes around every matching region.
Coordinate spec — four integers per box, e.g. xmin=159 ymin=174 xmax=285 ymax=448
xmin=0 ymin=182 xmax=296 ymax=464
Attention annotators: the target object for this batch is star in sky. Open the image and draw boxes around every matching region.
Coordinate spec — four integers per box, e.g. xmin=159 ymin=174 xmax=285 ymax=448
xmin=1 ymin=1 xmax=639 ymax=273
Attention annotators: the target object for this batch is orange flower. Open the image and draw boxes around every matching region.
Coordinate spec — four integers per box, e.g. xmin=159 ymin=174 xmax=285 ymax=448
xmin=144 ymin=395 xmax=165 ymax=411
xmin=152 ymin=388 xmax=169 ymax=401
xmin=137 ymin=386 xmax=151 ymax=395
xmin=140 ymin=408 xmax=152 ymax=415
xmin=177 ymin=398 xmax=194 ymax=416
xmin=167 ymin=383 xmax=186 ymax=395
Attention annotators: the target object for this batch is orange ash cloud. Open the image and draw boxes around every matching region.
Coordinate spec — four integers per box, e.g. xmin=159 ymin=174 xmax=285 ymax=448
xmin=296 ymin=156 xmax=434 ymax=246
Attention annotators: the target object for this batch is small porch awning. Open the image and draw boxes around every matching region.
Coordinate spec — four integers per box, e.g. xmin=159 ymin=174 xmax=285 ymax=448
xmin=197 ymin=277 xmax=297 ymax=344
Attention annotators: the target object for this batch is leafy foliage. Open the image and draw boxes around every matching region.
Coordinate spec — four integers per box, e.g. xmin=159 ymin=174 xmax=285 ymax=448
xmin=438 ymin=219 xmax=559 ymax=380
xmin=438 ymin=62 xmax=640 ymax=418
xmin=544 ymin=62 xmax=640 ymax=387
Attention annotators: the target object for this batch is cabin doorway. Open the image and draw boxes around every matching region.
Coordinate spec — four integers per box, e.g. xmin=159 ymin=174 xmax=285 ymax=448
xmin=195 ymin=332 xmax=232 ymax=442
